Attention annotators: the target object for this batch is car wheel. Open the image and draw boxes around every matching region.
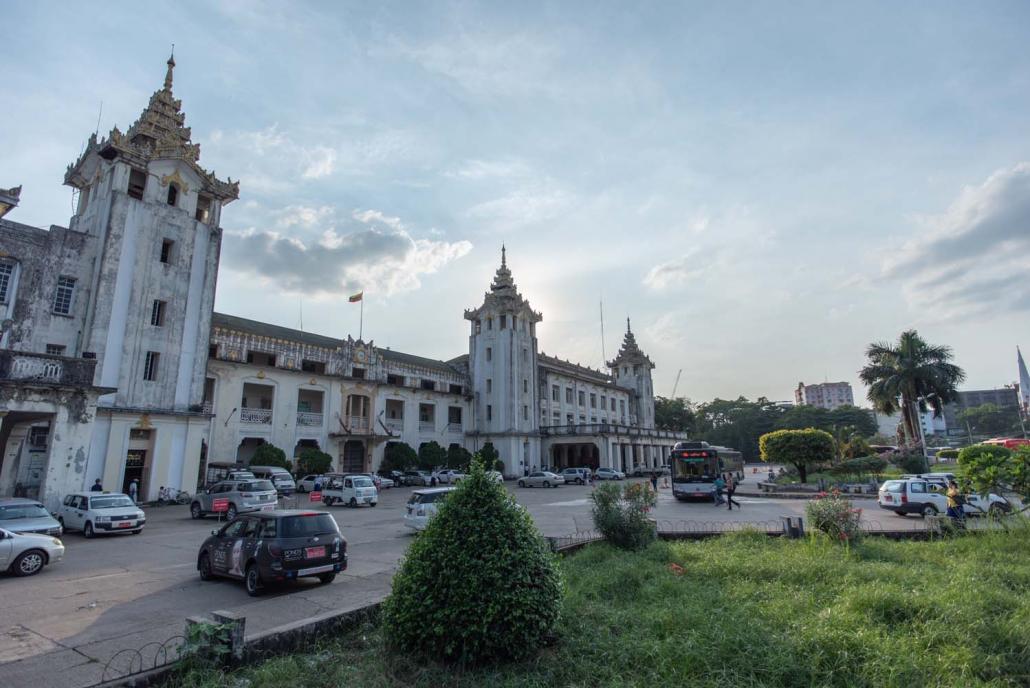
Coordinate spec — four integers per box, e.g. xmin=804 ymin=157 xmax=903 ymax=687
xmin=349 ymin=498 xmax=357 ymax=508
xmin=83 ymin=522 xmax=95 ymax=539
xmin=989 ymin=504 xmax=1005 ymax=516
xmin=518 ymin=480 xmax=526 ymax=488
xmin=198 ymin=552 xmax=213 ymax=581
xmin=245 ymin=564 xmax=263 ymax=597
xmin=370 ymin=501 xmax=377 ymax=508
xmin=226 ymin=504 xmax=238 ymax=520
xmin=921 ymin=504 xmax=938 ymax=518
xmin=190 ymin=502 xmax=203 ymax=519
xmin=12 ymin=549 xmax=46 ymax=576
xmin=894 ymin=511 xmax=906 ymax=517
xmin=318 ymin=572 xmax=336 ymax=585
xmin=543 ymin=481 xmax=550 ymax=488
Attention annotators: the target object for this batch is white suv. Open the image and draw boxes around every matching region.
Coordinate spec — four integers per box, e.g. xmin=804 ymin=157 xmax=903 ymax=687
xmin=878 ymin=478 xmax=1010 ymax=518
xmin=404 ymin=487 xmax=456 ymax=531
xmin=57 ymin=493 xmax=146 ymax=538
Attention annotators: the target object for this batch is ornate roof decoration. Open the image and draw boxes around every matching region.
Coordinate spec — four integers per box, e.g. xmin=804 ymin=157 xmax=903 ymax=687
xmin=464 ymin=245 xmax=542 ymax=323
xmin=607 ymin=317 xmax=654 ymax=369
xmin=64 ymin=54 xmax=239 ymax=203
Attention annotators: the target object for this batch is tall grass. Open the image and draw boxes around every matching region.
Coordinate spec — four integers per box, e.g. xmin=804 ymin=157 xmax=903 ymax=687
xmin=169 ymin=527 xmax=1030 ymax=687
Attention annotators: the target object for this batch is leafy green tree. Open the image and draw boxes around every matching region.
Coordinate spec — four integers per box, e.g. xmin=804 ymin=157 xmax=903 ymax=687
xmin=777 ymin=404 xmax=831 ymax=431
xmin=859 ymin=330 xmax=965 ymax=452
xmin=418 ymin=440 xmax=447 ymax=470
xmin=382 ymin=458 xmax=563 ymax=663
xmin=296 ymin=447 xmax=332 ymax=475
xmin=956 ymin=444 xmax=1024 ymax=512
xmin=479 ymin=441 xmax=499 ymax=466
xmin=250 ymin=443 xmax=290 ymax=469
xmin=957 ymin=404 xmax=1021 ymax=437
xmin=694 ymin=397 xmax=784 ymax=461
xmin=446 ymin=444 xmax=473 ymax=470
xmin=827 ymin=405 xmax=878 ymax=437
xmin=381 ymin=442 xmax=417 ymax=474
xmin=759 ymin=428 xmax=835 ymax=483
xmin=842 ymin=435 xmax=873 ymax=460
xmin=654 ymin=396 xmax=696 ymax=433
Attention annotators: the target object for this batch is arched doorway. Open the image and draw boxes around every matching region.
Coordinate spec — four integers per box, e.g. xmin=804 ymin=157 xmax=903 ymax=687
xmin=236 ymin=437 xmax=266 ymax=465
xmin=342 ymin=440 xmax=365 ymax=473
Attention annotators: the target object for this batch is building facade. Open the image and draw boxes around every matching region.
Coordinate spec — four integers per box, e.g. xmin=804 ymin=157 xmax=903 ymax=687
xmin=794 ymin=381 xmax=855 ymax=410
xmin=0 ymin=59 xmax=684 ymax=509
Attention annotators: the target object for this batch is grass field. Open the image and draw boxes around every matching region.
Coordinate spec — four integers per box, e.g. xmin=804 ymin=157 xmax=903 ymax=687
xmin=171 ymin=528 xmax=1030 ymax=688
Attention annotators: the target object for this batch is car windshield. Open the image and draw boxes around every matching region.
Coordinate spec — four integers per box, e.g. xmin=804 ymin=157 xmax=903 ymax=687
xmin=273 ymin=475 xmax=294 ymax=483
xmin=352 ymin=477 xmax=374 ymax=488
xmin=90 ymin=495 xmax=135 ymax=509
xmin=241 ymin=480 xmax=275 ymax=492
xmin=280 ymin=514 xmax=338 ymax=538
xmin=0 ymin=503 xmax=51 ymax=520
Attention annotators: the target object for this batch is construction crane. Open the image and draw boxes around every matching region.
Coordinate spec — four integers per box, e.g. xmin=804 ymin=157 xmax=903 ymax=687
xmin=670 ymin=369 xmax=683 ymax=398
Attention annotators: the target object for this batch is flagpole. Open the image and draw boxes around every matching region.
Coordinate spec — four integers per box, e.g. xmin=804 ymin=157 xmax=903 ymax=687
xmin=359 ymin=298 xmax=364 ymax=341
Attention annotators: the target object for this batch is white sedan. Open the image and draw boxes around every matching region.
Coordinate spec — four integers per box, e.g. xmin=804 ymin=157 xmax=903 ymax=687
xmin=517 ymin=471 xmax=565 ymax=488
xmin=435 ymin=469 xmax=466 ymax=485
xmin=0 ymin=528 xmax=64 ymax=577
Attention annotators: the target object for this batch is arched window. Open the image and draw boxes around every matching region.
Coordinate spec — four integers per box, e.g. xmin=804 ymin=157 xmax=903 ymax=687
xmin=166 ymin=184 xmax=179 ymax=207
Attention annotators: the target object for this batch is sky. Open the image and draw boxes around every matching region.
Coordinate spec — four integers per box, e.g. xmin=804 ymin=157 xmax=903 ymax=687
xmin=3 ymin=1 xmax=1030 ymax=406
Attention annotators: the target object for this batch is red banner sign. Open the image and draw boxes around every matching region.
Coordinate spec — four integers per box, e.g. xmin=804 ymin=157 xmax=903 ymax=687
xmin=212 ymin=497 xmax=230 ymax=513
xmin=309 ymin=491 xmax=322 ymax=502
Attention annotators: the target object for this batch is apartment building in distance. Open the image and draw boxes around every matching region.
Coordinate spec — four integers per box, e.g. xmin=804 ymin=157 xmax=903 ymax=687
xmin=794 ymin=381 xmax=855 ymax=410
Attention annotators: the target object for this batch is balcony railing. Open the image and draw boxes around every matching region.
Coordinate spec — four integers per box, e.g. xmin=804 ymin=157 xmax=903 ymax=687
xmin=385 ymin=417 xmax=403 ymax=432
xmin=0 ymin=351 xmax=97 ymax=387
xmin=447 ymin=422 xmax=462 ymax=434
xmin=349 ymin=416 xmax=369 ymax=432
xmin=538 ymin=423 xmax=689 ymax=440
xmin=296 ymin=411 xmax=323 ymax=427
xmin=419 ymin=420 xmax=435 ymax=433
xmin=240 ymin=407 xmax=272 ymax=424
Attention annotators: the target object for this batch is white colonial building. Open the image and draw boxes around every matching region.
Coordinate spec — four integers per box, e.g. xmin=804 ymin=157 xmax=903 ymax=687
xmin=0 ymin=58 xmax=685 ymax=509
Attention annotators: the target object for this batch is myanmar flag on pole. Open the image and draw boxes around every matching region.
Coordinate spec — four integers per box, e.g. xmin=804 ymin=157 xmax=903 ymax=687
xmin=349 ymin=291 xmax=363 ymax=303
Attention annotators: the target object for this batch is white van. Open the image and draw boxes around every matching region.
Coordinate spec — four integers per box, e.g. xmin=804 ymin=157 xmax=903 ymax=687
xmin=404 ymin=487 xmax=456 ymax=531
xmin=249 ymin=466 xmax=296 ymax=495
xmin=322 ymin=474 xmax=378 ymax=507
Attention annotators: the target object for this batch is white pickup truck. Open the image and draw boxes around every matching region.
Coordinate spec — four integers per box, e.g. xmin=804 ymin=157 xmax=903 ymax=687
xmin=321 ymin=475 xmax=378 ymax=508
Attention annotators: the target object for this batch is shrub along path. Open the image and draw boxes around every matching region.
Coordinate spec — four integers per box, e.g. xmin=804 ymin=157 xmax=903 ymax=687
xmin=171 ymin=528 xmax=1030 ymax=688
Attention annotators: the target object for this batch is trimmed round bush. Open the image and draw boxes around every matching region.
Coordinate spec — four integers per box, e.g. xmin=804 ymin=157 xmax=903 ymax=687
xmin=381 ymin=458 xmax=563 ymax=664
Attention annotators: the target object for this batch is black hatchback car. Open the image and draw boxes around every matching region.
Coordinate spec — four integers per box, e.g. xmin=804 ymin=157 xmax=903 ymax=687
xmin=197 ymin=510 xmax=347 ymax=596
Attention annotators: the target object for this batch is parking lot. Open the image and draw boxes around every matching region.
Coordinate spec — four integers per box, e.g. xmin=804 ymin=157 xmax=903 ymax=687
xmin=0 ymin=476 xmax=919 ymax=688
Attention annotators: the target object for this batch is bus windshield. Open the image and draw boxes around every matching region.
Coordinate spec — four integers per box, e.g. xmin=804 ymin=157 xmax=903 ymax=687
xmin=671 ymin=449 xmax=720 ymax=482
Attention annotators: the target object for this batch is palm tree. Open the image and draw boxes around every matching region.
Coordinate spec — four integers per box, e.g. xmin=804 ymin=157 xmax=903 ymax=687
xmin=859 ymin=330 xmax=965 ymax=452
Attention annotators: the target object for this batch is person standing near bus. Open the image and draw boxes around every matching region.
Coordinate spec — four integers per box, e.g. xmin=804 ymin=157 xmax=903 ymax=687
xmin=713 ymin=475 xmax=726 ymax=506
xmin=726 ymin=476 xmax=741 ymax=510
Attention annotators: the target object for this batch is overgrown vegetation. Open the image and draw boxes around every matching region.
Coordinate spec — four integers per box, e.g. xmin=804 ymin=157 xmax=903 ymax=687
xmin=589 ymin=481 xmax=657 ymax=550
xmin=295 ymin=447 xmax=333 ymax=475
xmin=250 ymin=443 xmax=290 ymax=469
xmin=380 ymin=458 xmax=563 ymax=663
xmin=168 ymin=527 xmax=1030 ymax=688
xmin=380 ymin=442 xmax=418 ymax=474
xmin=959 ymin=444 xmax=1030 ymax=508
xmin=804 ymin=490 xmax=863 ymax=542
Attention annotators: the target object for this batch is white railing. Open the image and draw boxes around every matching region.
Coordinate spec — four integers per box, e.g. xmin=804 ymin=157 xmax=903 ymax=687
xmin=385 ymin=418 xmax=403 ymax=432
xmin=240 ymin=407 xmax=272 ymax=424
xmin=447 ymin=422 xmax=462 ymax=434
xmin=296 ymin=411 xmax=323 ymax=427
xmin=349 ymin=416 xmax=369 ymax=432
xmin=11 ymin=356 xmax=63 ymax=382
xmin=419 ymin=420 xmax=435 ymax=433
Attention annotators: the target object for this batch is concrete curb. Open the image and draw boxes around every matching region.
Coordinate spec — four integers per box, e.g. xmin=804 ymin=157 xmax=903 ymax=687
xmin=735 ymin=491 xmax=878 ymax=501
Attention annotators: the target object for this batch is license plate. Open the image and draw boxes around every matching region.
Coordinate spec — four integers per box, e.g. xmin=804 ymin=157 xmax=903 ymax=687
xmin=693 ymin=492 xmax=704 ymax=497
xmin=305 ymin=546 xmax=325 ymax=559
xmin=883 ymin=495 xmax=892 ymax=502
xmin=117 ymin=522 xmax=133 ymax=528
xmin=261 ymin=504 xmax=274 ymax=511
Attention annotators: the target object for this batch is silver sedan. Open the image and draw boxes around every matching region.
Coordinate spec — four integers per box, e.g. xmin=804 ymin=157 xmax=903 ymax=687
xmin=0 ymin=528 xmax=64 ymax=577
xmin=517 ymin=471 xmax=565 ymax=488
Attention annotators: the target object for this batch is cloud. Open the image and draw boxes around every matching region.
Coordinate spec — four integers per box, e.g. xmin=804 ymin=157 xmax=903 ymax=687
xmin=447 ymin=158 xmax=533 ymax=180
xmin=642 ymin=250 xmax=709 ymax=290
xmin=466 ymin=187 xmax=573 ymax=232
xmin=352 ymin=208 xmax=404 ymax=230
xmin=221 ymin=211 xmax=472 ymax=296
xmin=300 ymin=145 xmax=337 ymax=179
xmin=884 ymin=162 xmax=1030 ymax=318
xmin=274 ymin=205 xmax=335 ymax=228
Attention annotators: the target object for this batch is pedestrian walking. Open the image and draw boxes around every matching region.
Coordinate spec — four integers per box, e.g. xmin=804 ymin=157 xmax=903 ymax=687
xmin=713 ymin=475 xmax=726 ymax=506
xmin=726 ymin=476 xmax=741 ymax=510
xmin=650 ymin=471 xmax=659 ymax=491
xmin=90 ymin=478 xmax=103 ymax=492
xmin=128 ymin=478 xmax=139 ymax=503
xmin=945 ymin=480 xmax=966 ymax=526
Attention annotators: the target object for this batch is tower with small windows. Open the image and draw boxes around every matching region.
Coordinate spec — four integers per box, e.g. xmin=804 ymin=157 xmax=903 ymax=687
xmin=608 ymin=319 xmax=656 ymax=429
xmin=63 ymin=54 xmax=238 ymax=410
xmin=59 ymin=54 xmax=239 ymax=500
xmin=464 ymin=247 xmax=542 ymax=475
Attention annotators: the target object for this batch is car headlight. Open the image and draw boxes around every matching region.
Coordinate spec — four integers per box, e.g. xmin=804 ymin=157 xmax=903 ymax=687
xmin=95 ymin=516 xmax=110 ymax=523
xmin=51 ymin=538 xmax=62 ymax=546
xmin=136 ymin=512 xmax=145 ymax=519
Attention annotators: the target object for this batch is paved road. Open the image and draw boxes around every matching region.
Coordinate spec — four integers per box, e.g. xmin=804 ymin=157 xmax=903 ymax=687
xmin=0 ymin=475 xmax=918 ymax=688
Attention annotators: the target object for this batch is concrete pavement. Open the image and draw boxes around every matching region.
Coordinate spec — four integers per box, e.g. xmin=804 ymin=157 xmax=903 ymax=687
xmin=0 ymin=478 xmax=920 ymax=687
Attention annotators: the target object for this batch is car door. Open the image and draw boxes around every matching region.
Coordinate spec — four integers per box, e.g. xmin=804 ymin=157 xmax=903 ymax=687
xmin=343 ymin=478 xmax=353 ymax=500
xmin=907 ymin=481 xmax=928 ymax=511
xmin=211 ymin=519 xmax=248 ymax=577
xmin=58 ymin=496 xmax=74 ymax=526
xmin=0 ymin=530 xmax=13 ymax=569
xmin=68 ymin=496 xmax=87 ymax=529
xmin=925 ymin=482 xmax=949 ymax=511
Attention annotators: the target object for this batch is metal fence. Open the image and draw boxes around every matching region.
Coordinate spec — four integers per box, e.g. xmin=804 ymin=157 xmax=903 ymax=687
xmin=100 ymin=634 xmax=186 ymax=684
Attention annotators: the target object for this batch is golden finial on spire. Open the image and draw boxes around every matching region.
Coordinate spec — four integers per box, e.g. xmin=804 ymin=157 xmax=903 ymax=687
xmin=501 ymin=244 xmax=507 ymax=268
xmin=164 ymin=46 xmax=176 ymax=90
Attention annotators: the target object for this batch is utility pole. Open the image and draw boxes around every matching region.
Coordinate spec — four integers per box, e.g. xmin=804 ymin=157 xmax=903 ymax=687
xmin=671 ymin=369 xmax=682 ymax=398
